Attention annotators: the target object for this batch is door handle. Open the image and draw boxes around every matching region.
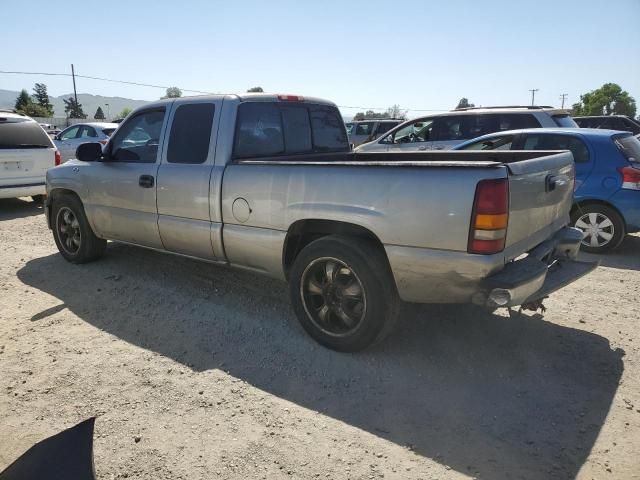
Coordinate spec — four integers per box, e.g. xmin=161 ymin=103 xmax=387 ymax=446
xmin=418 ymin=146 xmax=427 ymax=151
xmin=546 ymin=174 xmax=569 ymax=192
xmin=433 ymin=145 xmax=445 ymax=150
xmin=139 ymin=175 xmax=154 ymax=188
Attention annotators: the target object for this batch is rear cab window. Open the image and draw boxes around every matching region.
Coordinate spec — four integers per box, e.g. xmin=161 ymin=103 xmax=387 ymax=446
xmin=0 ymin=120 xmax=53 ymax=149
xmin=233 ymin=102 xmax=348 ymax=159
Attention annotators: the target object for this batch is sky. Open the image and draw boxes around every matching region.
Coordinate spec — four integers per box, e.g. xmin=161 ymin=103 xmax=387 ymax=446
xmin=2 ymin=0 xmax=639 ymax=117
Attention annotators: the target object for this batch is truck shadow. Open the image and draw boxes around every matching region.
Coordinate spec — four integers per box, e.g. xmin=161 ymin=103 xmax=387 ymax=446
xmin=579 ymin=233 xmax=640 ymax=271
xmin=0 ymin=197 xmax=43 ymax=221
xmin=18 ymin=244 xmax=624 ymax=480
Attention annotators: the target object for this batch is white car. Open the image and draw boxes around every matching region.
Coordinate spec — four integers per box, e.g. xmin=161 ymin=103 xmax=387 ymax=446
xmin=54 ymin=122 xmax=118 ymax=162
xmin=0 ymin=110 xmax=60 ymax=200
xmin=355 ymin=106 xmax=578 ymax=153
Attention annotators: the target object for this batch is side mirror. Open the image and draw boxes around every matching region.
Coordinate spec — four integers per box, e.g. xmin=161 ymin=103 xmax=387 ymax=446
xmin=76 ymin=142 xmax=103 ymax=162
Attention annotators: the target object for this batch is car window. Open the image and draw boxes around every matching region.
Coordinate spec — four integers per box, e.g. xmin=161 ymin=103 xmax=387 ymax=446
xmin=310 ymin=106 xmax=349 ymax=152
xmin=499 ymin=114 xmax=541 ymax=130
xmin=552 ymin=114 xmax=578 ymax=128
xmin=523 ymin=134 xmax=590 ymax=163
xmin=78 ymin=126 xmax=98 ymax=138
xmin=282 ymin=106 xmax=312 ymax=154
xmin=0 ymin=121 xmax=53 ymax=149
xmin=109 ymin=109 xmax=165 ymax=163
xmin=59 ymin=126 xmax=80 ymax=140
xmin=234 ymin=103 xmax=285 ymax=158
xmin=460 ymin=135 xmax=515 ymax=151
xmin=167 ymin=103 xmax=215 ymax=164
xmin=614 ymin=133 xmax=640 ymax=163
xmin=354 ymin=122 xmax=373 ymax=136
xmin=431 ymin=115 xmax=470 ymax=141
xmin=390 ymin=118 xmax=433 ymax=144
xmin=345 ymin=123 xmax=354 ymax=135
xmin=375 ymin=122 xmax=398 ymax=136
xmin=102 ymin=128 xmax=116 ymax=136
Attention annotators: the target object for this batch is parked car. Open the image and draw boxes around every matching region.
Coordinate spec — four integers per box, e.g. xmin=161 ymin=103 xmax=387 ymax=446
xmin=53 ymin=122 xmax=119 ymax=162
xmin=45 ymin=94 xmax=595 ymax=351
xmin=574 ymin=115 xmax=640 ymax=135
xmin=455 ymin=128 xmax=640 ymax=253
xmin=0 ymin=110 xmax=60 ymax=200
xmin=346 ymin=119 xmax=403 ymax=146
xmin=355 ymin=106 xmax=577 ymax=153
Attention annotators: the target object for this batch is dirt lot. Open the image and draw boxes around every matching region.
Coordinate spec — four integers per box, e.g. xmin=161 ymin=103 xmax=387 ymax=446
xmin=1 ymin=197 xmax=639 ymax=480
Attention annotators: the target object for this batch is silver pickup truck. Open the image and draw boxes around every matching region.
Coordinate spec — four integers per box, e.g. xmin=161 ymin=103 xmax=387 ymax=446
xmin=45 ymin=94 xmax=597 ymax=351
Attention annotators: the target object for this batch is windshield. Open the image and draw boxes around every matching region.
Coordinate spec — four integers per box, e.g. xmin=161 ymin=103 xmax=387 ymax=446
xmin=553 ymin=114 xmax=578 ymax=128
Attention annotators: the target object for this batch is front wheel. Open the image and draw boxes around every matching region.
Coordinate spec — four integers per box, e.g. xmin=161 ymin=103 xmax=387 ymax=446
xmin=571 ymin=204 xmax=625 ymax=253
xmin=288 ymin=235 xmax=398 ymax=352
xmin=52 ymin=194 xmax=106 ymax=263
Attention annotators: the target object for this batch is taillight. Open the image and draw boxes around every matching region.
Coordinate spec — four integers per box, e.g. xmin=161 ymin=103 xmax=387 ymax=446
xmin=54 ymin=150 xmax=61 ymax=166
xmin=99 ymin=139 xmax=108 ymax=145
xmin=277 ymin=94 xmax=304 ymax=102
xmin=468 ymin=178 xmax=509 ymax=254
xmin=618 ymin=166 xmax=640 ymax=190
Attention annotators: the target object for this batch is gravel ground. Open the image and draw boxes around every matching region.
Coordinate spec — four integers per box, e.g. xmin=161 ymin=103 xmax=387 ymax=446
xmin=1 ymin=197 xmax=639 ymax=480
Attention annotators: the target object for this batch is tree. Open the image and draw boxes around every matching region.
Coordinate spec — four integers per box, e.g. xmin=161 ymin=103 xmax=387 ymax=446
xmin=163 ymin=87 xmax=182 ymax=98
xmin=247 ymin=86 xmax=264 ymax=92
xmin=63 ymin=97 xmax=87 ymax=119
xmin=385 ymin=104 xmax=407 ymax=120
xmin=456 ymin=97 xmax=475 ymax=109
xmin=117 ymin=107 xmax=132 ymax=119
xmin=94 ymin=106 xmax=106 ymax=120
xmin=14 ymin=89 xmax=32 ymax=112
xmin=32 ymin=83 xmax=54 ymax=116
xmin=572 ymin=83 xmax=636 ymax=118
xmin=21 ymin=103 xmax=51 ymax=117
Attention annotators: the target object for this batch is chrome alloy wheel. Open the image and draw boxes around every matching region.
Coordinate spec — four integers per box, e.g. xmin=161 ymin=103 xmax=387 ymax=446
xmin=300 ymin=257 xmax=367 ymax=337
xmin=574 ymin=212 xmax=614 ymax=248
xmin=56 ymin=206 xmax=82 ymax=254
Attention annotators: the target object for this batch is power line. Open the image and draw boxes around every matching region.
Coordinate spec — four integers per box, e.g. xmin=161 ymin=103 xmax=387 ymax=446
xmin=0 ymin=69 xmax=449 ymax=112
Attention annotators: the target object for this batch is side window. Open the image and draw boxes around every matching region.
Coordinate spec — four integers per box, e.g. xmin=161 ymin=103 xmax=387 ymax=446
xmin=78 ymin=126 xmax=97 ymax=138
xmin=354 ymin=122 xmax=373 ymax=136
xmin=461 ymin=135 xmax=515 ymax=151
xmin=523 ymin=134 xmax=589 ymax=163
xmin=309 ymin=106 xmax=348 ymax=152
xmin=59 ymin=126 xmax=80 ymax=140
xmin=498 ymin=114 xmax=541 ymax=131
xmin=282 ymin=106 xmax=312 ymax=154
xmin=168 ymin=103 xmax=215 ymax=164
xmin=391 ymin=118 xmax=433 ymax=144
xmin=431 ymin=116 xmax=467 ymax=141
xmin=109 ymin=109 xmax=166 ymax=163
xmin=233 ymin=103 xmax=284 ymax=158
xmin=375 ymin=122 xmax=397 ymax=136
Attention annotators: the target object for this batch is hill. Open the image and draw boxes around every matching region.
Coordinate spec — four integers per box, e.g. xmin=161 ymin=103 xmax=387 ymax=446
xmin=0 ymin=89 xmax=150 ymax=119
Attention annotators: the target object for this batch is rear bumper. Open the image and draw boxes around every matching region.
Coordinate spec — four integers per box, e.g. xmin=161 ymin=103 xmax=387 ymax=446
xmin=0 ymin=182 xmax=46 ymax=199
xmin=478 ymin=227 xmax=598 ymax=308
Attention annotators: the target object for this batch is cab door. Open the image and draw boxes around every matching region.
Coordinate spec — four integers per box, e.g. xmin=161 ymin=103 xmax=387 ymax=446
xmin=86 ymin=107 xmax=168 ymax=248
xmin=156 ymin=98 xmax=222 ymax=260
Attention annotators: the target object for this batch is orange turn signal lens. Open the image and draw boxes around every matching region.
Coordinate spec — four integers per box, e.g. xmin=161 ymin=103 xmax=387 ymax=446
xmin=474 ymin=213 xmax=508 ymax=230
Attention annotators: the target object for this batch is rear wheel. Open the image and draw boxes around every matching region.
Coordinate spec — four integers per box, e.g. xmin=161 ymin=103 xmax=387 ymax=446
xmin=288 ymin=235 xmax=398 ymax=352
xmin=571 ymin=204 xmax=625 ymax=253
xmin=52 ymin=194 xmax=106 ymax=263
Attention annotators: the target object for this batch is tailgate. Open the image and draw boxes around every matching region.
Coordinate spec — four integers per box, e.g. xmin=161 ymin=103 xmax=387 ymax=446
xmin=505 ymin=151 xmax=575 ymax=258
xmin=0 ymin=148 xmax=54 ymax=187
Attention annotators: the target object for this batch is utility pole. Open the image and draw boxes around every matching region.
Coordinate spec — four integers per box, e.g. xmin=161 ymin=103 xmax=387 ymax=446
xmin=71 ymin=64 xmax=78 ymax=107
xmin=529 ymin=88 xmax=539 ymax=106
xmin=559 ymin=94 xmax=568 ymax=109
xmin=105 ymin=103 xmax=110 ymax=120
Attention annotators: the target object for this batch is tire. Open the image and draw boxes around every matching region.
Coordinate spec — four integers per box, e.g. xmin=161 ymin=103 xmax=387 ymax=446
xmin=52 ymin=194 xmax=106 ymax=263
xmin=571 ymin=204 xmax=625 ymax=253
xmin=288 ymin=235 xmax=399 ymax=352
xmin=31 ymin=195 xmax=45 ymax=204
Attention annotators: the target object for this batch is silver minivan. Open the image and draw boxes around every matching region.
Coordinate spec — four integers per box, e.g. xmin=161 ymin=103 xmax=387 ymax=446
xmin=355 ymin=106 xmax=577 ymax=152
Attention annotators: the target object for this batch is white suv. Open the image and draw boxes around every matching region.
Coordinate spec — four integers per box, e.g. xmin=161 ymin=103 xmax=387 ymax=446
xmin=355 ymin=106 xmax=578 ymax=152
xmin=0 ymin=110 xmax=60 ymax=200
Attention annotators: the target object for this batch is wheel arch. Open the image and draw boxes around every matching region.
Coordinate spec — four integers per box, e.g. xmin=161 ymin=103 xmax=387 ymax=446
xmin=282 ymin=219 xmax=391 ymax=280
xmin=571 ymin=199 xmax=626 ymax=229
xmin=47 ymin=188 xmax=83 ymax=229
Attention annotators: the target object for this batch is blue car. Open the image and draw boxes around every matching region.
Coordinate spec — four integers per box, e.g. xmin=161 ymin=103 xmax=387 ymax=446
xmin=455 ymin=128 xmax=640 ymax=253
